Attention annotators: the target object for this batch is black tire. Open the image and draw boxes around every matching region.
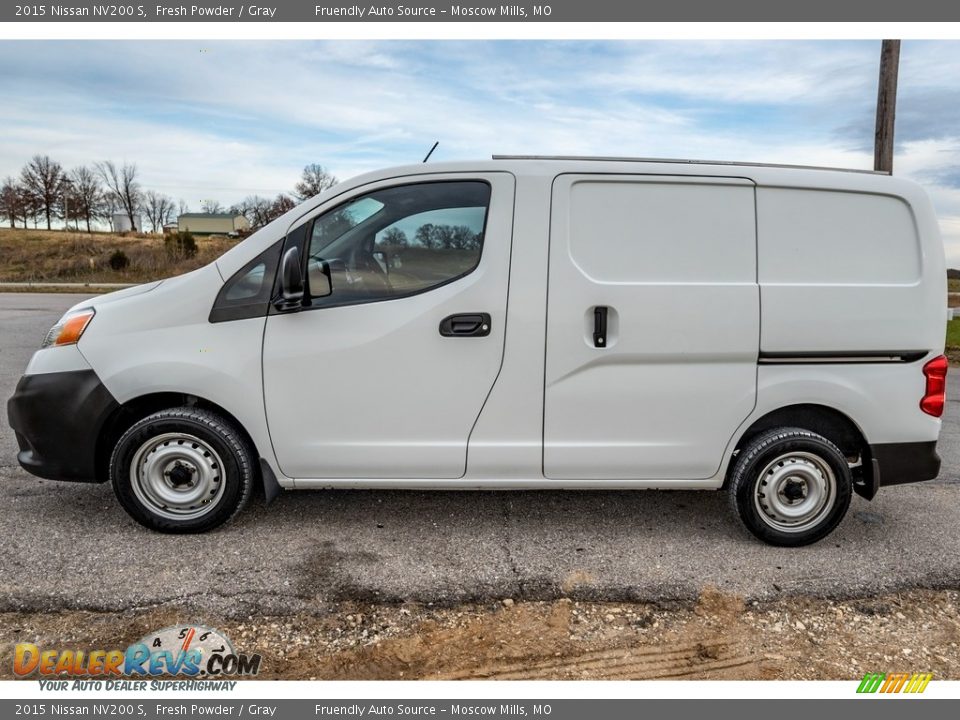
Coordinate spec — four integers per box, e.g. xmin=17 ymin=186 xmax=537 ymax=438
xmin=110 ymin=406 xmax=254 ymax=533
xmin=728 ymin=427 xmax=852 ymax=547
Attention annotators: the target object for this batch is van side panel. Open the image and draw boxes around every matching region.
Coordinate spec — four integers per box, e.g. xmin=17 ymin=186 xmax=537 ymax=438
xmin=465 ymin=173 xmax=549 ymax=479
xmin=75 ymin=264 xmax=283 ymax=482
xmin=543 ymin=175 xmax=759 ymax=480
xmin=752 ymin=362 xmax=942 ymax=445
xmin=757 ymin=187 xmax=945 ymax=354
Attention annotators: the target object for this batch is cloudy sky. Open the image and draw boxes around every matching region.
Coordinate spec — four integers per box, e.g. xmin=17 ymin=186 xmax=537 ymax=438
xmin=1 ymin=40 xmax=959 ymax=262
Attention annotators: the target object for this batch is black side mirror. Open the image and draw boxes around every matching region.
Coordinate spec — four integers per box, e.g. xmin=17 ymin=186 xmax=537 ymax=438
xmin=275 ymin=246 xmax=304 ymax=311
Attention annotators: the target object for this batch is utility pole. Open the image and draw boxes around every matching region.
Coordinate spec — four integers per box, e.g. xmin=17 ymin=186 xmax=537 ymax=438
xmin=874 ymin=39 xmax=901 ymax=174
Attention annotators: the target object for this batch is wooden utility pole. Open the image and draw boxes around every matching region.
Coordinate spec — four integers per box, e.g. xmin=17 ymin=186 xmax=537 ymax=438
xmin=874 ymin=39 xmax=901 ymax=173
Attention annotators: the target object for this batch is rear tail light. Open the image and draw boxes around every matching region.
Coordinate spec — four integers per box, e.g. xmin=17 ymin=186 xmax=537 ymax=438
xmin=920 ymin=354 xmax=948 ymax=417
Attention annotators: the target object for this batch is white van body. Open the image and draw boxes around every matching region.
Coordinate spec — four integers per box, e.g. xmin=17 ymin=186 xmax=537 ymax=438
xmin=7 ymin=157 xmax=947 ymax=544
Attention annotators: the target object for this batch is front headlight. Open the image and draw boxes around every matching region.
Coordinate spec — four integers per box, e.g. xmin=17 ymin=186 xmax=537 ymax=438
xmin=42 ymin=308 xmax=95 ymax=349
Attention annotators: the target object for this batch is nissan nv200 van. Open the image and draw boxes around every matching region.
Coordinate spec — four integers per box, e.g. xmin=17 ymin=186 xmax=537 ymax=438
xmin=7 ymin=157 xmax=947 ymax=546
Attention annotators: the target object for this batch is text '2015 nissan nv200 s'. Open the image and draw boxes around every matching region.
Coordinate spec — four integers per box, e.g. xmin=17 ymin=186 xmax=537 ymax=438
xmin=7 ymin=157 xmax=947 ymax=545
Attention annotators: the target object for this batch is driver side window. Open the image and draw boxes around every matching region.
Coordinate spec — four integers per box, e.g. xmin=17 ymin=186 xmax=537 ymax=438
xmin=306 ymin=181 xmax=490 ymax=306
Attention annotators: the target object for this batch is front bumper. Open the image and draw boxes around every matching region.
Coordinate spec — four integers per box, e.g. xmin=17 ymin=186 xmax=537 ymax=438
xmin=7 ymin=369 xmax=119 ymax=483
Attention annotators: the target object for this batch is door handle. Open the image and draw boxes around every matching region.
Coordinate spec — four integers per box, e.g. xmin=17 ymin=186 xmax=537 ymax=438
xmin=439 ymin=313 xmax=491 ymax=337
xmin=593 ymin=306 xmax=608 ymax=348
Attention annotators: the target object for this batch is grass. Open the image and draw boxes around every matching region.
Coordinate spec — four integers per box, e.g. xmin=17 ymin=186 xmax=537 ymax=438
xmin=948 ymin=318 xmax=960 ymax=347
xmin=946 ymin=318 xmax=960 ymax=365
xmin=0 ymin=227 xmax=235 ymax=284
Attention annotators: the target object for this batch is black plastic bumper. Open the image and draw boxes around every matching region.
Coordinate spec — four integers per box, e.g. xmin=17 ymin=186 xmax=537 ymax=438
xmin=6 ymin=369 xmax=119 ymax=483
xmin=858 ymin=441 xmax=942 ymax=500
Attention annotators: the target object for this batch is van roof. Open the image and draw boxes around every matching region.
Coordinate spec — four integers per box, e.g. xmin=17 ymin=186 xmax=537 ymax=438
xmin=491 ymin=155 xmax=888 ymax=176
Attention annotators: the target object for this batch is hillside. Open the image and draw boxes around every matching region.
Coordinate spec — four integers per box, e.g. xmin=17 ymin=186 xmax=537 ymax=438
xmin=0 ymin=228 xmax=235 ymax=284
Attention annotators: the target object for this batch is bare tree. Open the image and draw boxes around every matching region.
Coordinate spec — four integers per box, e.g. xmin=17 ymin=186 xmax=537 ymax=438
xmin=19 ymin=155 xmax=66 ymax=230
xmin=143 ymin=190 xmax=177 ymax=233
xmin=294 ymin=164 xmax=338 ymax=200
xmin=415 ymin=223 xmax=437 ymax=249
xmin=97 ymin=161 xmax=142 ymax=232
xmin=66 ymin=166 xmax=106 ymax=233
xmin=229 ymin=197 xmax=253 ymax=226
xmin=379 ymin=227 xmax=408 ymax=247
xmin=233 ymin=194 xmax=293 ymax=228
xmin=19 ymin=184 xmax=37 ymax=228
xmin=268 ymin=193 xmax=296 ymax=223
xmin=0 ymin=178 xmax=25 ymax=228
xmin=230 ymin=195 xmax=276 ymax=229
xmin=178 ymin=199 xmax=190 ymax=217
xmin=199 ymin=199 xmax=225 ymax=214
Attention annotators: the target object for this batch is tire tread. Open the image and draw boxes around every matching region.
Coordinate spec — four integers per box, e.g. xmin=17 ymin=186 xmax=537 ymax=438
xmin=109 ymin=406 xmax=254 ymax=533
xmin=728 ymin=426 xmax=852 ymax=546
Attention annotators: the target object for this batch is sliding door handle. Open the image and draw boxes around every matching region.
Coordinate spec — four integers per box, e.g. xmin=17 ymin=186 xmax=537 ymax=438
xmin=593 ymin=306 xmax=608 ymax=348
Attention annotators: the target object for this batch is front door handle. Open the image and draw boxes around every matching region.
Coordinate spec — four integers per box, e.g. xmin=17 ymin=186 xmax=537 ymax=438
xmin=439 ymin=313 xmax=491 ymax=337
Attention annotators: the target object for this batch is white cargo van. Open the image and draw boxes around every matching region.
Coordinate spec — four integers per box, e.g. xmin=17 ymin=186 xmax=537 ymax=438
xmin=7 ymin=157 xmax=947 ymax=545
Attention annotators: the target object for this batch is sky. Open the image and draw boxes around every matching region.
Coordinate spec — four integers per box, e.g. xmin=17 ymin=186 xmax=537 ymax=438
xmin=1 ymin=40 xmax=959 ymax=263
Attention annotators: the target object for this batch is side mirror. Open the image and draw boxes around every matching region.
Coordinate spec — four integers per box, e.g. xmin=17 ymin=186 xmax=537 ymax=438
xmin=276 ymin=246 xmax=304 ymax=311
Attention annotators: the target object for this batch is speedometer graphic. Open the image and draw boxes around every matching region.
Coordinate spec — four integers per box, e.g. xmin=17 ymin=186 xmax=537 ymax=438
xmin=137 ymin=625 xmax=235 ymax=675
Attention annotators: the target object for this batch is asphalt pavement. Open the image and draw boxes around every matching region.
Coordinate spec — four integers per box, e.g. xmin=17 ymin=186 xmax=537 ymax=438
xmin=1 ymin=293 xmax=959 ymax=617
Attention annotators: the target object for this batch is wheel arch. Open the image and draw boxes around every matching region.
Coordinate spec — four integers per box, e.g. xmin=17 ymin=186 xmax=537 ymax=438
xmin=95 ymin=392 xmax=261 ymax=488
xmin=725 ymin=403 xmax=873 ymax=494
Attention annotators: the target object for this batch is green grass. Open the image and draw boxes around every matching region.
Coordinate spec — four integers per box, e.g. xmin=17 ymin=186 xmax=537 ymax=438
xmin=946 ymin=318 xmax=960 ymax=365
xmin=948 ymin=318 xmax=960 ymax=347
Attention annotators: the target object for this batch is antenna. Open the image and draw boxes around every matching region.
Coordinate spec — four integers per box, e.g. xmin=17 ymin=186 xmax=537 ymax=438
xmin=422 ymin=141 xmax=439 ymax=163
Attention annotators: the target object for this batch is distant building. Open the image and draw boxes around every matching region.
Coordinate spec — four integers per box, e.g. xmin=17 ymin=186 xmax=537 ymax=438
xmin=177 ymin=213 xmax=250 ymax=236
xmin=111 ymin=213 xmax=142 ymax=233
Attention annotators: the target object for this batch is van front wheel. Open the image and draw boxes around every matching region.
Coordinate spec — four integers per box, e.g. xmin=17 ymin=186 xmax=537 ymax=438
xmin=728 ymin=428 xmax=852 ymax=546
xmin=110 ymin=407 xmax=254 ymax=533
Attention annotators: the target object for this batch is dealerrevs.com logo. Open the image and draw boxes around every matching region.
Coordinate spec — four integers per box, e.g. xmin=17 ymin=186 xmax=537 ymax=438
xmin=14 ymin=625 xmax=261 ymax=683
xmin=857 ymin=672 xmax=933 ymax=694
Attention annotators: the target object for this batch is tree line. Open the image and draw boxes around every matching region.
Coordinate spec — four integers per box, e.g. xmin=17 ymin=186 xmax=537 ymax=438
xmin=379 ymin=223 xmax=482 ymax=251
xmin=0 ymin=155 xmax=338 ymax=234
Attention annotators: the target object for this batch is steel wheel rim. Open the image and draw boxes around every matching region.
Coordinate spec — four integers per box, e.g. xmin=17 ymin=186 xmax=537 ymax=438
xmin=753 ymin=451 xmax=836 ymax=533
xmin=130 ymin=432 xmax=226 ymax=521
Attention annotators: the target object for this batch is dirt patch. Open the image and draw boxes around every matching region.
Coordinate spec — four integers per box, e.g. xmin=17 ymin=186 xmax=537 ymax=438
xmin=2 ymin=588 xmax=959 ymax=681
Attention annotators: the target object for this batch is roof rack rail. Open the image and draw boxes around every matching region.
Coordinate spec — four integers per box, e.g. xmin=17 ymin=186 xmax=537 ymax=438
xmin=490 ymin=155 xmax=887 ymax=175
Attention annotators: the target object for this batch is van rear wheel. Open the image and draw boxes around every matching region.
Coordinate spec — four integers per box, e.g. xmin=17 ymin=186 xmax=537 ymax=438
xmin=110 ymin=407 xmax=254 ymax=533
xmin=728 ymin=428 xmax=852 ymax=546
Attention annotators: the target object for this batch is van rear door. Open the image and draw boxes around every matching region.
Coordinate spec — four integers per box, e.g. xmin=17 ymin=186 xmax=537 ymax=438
xmin=543 ymin=175 xmax=759 ymax=480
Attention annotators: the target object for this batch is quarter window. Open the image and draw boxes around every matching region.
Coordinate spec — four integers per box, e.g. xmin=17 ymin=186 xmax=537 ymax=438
xmin=305 ymin=181 xmax=490 ymax=305
xmin=208 ymin=240 xmax=283 ymax=323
